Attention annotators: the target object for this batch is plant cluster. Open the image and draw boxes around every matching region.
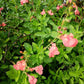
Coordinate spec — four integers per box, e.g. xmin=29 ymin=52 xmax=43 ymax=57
xmin=0 ymin=0 xmax=84 ymax=84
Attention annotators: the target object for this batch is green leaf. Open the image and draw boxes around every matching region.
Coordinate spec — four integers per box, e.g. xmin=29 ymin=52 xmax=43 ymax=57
xmin=45 ymin=50 xmax=49 ymax=56
xmin=49 ymin=69 xmax=55 ymax=75
xmin=42 ymin=76 xmax=46 ymax=79
xmin=69 ymin=71 xmax=79 ymax=77
xmin=49 ymin=20 xmax=58 ymax=31
xmin=29 ymin=55 xmax=38 ymax=65
xmin=35 ymin=32 xmax=47 ymax=38
xmin=75 ymin=61 xmax=80 ymax=71
xmin=15 ymin=70 xmax=20 ymax=82
xmin=66 ymin=47 xmax=73 ymax=53
xmin=24 ymin=31 xmax=31 ymax=35
xmin=78 ymin=55 xmax=84 ymax=66
xmin=0 ymin=65 xmax=8 ymax=69
xmin=0 ymin=54 xmax=2 ymax=61
xmin=79 ymin=79 xmax=84 ymax=84
xmin=6 ymin=69 xmax=20 ymax=82
xmin=64 ymin=54 xmax=70 ymax=61
xmin=44 ymin=56 xmax=53 ymax=64
xmin=70 ymin=78 xmax=74 ymax=84
xmin=51 ymin=31 xmax=59 ymax=38
xmin=69 ymin=25 xmax=75 ymax=34
xmin=62 ymin=78 xmax=66 ymax=84
xmin=24 ymin=43 xmax=33 ymax=54
xmin=29 ymin=73 xmax=38 ymax=78
xmin=32 ymin=42 xmax=38 ymax=52
xmin=0 ymin=48 xmax=2 ymax=61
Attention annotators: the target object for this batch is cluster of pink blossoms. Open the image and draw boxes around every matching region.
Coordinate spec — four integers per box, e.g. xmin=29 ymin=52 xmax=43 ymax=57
xmin=20 ymin=0 xmax=29 ymax=5
xmin=72 ymin=3 xmax=80 ymax=15
xmin=0 ymin=22 xmax=6 ymax=27
xmin=13 ymin=61 xmax=43 ymax=84
xmin=40 ymin=9 xmax=54 ymax=16
xmin=28 ymin=65 xmax=43 ymax=84
xmin=49 ymin=43 xmax=60 ymax=58
xmin=13 ymin=60 xmax=26 ymax=71
xmin=56 ymin=5 xmax=63 ymax=11
xmin=47 ymin=10 xmax=54 ymax=15
xmin=48 ymin=33 xmax=78 ymax=58
xmin=29 ymin=65 xmax=43 ymax=75
xmin=70 ymin=1 xmax=80 ymax=15
xmin=60 ymin=33 xmax=78 ymax=47
xmin=40 ymin=9 xmax=46 ymax=15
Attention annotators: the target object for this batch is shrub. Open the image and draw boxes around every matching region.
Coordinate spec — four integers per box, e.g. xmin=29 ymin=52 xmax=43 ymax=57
xmin=0 ymin=0 xmax=84 ymax=84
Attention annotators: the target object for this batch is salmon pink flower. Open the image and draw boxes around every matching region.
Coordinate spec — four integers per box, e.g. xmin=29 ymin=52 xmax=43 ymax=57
xmin=56 ymin=5 xmax=60 ymax=11
xmin=60 ymin=5 xmax=63 ymax=8
xmin=72 ymin=5 xmax=76 ymax=8
xmin=33 ymin=65 xmax=43 ymax=75
xmin=29 ymin=68 xmax=34 ymax=72
xmin=60 ymin=33 xmax=78 ymax=47
xmin=20 ymin=0 xmax=29 ymax=5
xmin=27 ymin=74 xmax=37 ymax=84
xmin=75 ymin=9 xmax=80 ymax=15
xmin=47 ymin=10 xmax=54 ymax=15
xmin=40 ymin=9 xmax=46 ymax=15
xmin=1 ymin=22 xmax=6 ymax=27
xmin=13 ymin=64 xmax=20 ymax=70
xmin=0 ymin=7 xmax=3 ymax=11
xmin=49 ymin=43 xmax=60 ymax=58
xmin=20 ymin=56 xmax=24 ymax=59
xmin=20 ymin=51 xmax=23 ymax=54
xmin=13 ymin=60 xmax=26 ymax=71
xmin=58 ymin=31 xmax=63 ymax=34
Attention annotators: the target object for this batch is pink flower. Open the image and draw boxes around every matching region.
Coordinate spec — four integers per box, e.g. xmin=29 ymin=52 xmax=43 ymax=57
xmin=33 ymin=65 xmax=43 ymax=75
xmin=75 ymin=9 xmax=80 ymax=15
xmin=49 ymin=43 xmax=60 ymax=58
xmin=60 ymin=33 xmax=78 ymax=47
xmin=56 ymin=5 xmax=60 ymax=11
xmin=20 ymin=51 xmax=23 ymax=54
xmin=13 ymin=64 xmax=19 ymax=70
xmin=72 ymin=5 xmax=76 ymax=8
xmin=20 ymin=0 xmax=29 ymax=5
xmin=58 ymin=31 xmax=63 ymax=34
xmin=20 ymin=56 xmax=24 ymax=59
xmin=0 ymin=7 xmax=3 ymax=11
xmin=69 ymin=0 xmax=72 ymax=3
xmin=27 ymin=74 xmax=37 ymax=84
xmin=13 ymin=60 xmax=26 ymax=71
xmin=29 ymin=68 xmax=34 ymax=72
xmin=60 ymin=5 xmax=63 ymax=8
xmin=40 ymin=9 xmax=46 ymax=15
xmin=47 ymin=10 xmax=54 ymax=15
xmin=1 ymin=22 xmax=6 ymax=27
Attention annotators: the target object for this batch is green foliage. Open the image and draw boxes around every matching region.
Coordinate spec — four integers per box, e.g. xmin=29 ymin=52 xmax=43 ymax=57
xmin=6 ymin=66 xmax=20 ymax=82
xmin=0 ymin=0 xmax=84 ymax=84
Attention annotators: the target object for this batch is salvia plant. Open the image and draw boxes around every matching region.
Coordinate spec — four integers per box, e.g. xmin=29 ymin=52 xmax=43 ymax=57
xmin=0 ymin=0 xmax=84 ymax=84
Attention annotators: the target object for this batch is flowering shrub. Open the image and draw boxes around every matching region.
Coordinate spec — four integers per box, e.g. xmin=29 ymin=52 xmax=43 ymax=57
xmin=0 ymin=0 xmax=84 ymax=84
